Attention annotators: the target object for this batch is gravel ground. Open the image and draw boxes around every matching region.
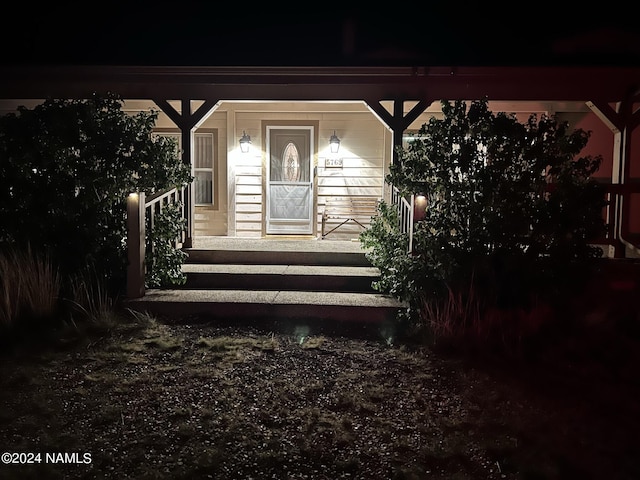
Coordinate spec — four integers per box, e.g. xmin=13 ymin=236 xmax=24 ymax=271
xmin=1 ymin=313 xmax=639 ymax=480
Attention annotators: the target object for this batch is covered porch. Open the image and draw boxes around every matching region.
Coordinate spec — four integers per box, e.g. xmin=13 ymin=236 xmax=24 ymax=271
xmin=1 ymin=65 xmax=640 ymax=298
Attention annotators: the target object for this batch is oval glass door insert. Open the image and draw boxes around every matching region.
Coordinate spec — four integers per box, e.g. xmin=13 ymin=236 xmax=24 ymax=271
xmin=282 ymin=142 xmax=300 ymax=182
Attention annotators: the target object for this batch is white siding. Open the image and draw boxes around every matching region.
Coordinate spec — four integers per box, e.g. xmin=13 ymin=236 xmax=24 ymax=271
xmin=229 ymin=107 xmax=390 ymax=239
xmin=315 ymin=115 xmax=388 ymax=239
xmin=195 ymin=113 xmax=228 ymax=236
xmin=234 ymin=118 xmax=263 ymax=235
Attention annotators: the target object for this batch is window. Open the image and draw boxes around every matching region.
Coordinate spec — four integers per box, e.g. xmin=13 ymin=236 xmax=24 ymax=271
xmin=155 ymin=130 xmax=216 ymax=206
xmin=193 ymin=132 xmax=214 ymax=205
xmin=402 ymin=130 xmax=426 ymax=149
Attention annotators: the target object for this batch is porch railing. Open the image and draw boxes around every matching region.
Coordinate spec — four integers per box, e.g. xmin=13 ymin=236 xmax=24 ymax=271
xmin=590 ymin=182 xmax=640 ymax=255
xmin=389 ymin=182 xmax=640 ymax=258
xmin=126 ymin=186 xmax=185 ymax=299
xmin=390 ymin=185 xmax=415 ymax=253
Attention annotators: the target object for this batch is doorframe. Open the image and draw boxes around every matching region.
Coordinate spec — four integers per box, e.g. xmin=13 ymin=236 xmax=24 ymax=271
xmin=261 ymin=120 xmax=319 ymax=237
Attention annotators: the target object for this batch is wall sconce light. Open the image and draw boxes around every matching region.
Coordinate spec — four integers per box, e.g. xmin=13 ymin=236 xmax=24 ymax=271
xmin=329 ymin=130 xmax=340 ymax=153
xmin=239 ymin=130 xmax=251 ymax=153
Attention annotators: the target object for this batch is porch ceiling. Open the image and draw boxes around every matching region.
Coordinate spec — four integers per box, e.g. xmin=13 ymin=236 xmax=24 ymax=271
xmin=1 ymin=65 xmax=639 ymax=104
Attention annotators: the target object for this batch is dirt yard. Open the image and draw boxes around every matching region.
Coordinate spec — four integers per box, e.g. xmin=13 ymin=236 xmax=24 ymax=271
xmin=1 ymin=312 xmax=639 ymax=479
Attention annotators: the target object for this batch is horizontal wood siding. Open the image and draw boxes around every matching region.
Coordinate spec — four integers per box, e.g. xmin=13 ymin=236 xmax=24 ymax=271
xmin=235 ymin=118 xmax=263 ymax=235
xmin=316 ymin=115 xmax=386 ymax=239
xmin=232 ymin=107 xmax=389 ymax=239
xmin=194 ymin=206 xmax=227 ymax=236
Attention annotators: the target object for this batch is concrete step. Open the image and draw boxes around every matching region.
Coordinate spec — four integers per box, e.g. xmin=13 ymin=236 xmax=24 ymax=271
xmin=181 ymin=264 xmax=380 ymax=292
xmin=125 ymin=289 xmax=405 ymax=323
xmin=127 ymin=238 xmax=404 ymax=325
xmin=183 ymin=248 xmax=370 ymax=266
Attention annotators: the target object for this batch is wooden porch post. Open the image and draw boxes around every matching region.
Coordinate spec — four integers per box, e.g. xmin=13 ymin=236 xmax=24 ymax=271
xmin=365 ymin=98 xmax=432 ymax=164
xmin=153 ymin=98 xmax=219 ymax=248
xmin=588 ymin=96 xmax=640 ymax=257
xmin=181 ymin=120 xmax=195 ymax=248
xmin=618 ymin=93 xmax=640 ymax=253
xmin=126 ymin=192 xmax=146 ymax=299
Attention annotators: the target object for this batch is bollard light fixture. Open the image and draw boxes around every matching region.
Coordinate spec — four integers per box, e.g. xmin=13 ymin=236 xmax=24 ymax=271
xmin=413 ymin=192 xmax=428 ymax=222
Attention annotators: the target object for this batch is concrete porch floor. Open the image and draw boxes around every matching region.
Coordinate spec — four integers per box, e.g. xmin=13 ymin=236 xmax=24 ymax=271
xmin=190 ymin=235 xmax=370 ymax=254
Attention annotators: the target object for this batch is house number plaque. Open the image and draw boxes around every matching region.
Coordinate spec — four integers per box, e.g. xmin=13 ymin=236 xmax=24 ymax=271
xmin=325 ymin=158 xmax=343 ymax=168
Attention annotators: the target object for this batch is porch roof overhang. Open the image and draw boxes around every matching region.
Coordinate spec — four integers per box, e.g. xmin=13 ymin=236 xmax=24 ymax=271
xmin=1 ymin=65 xmax=639 ymax=104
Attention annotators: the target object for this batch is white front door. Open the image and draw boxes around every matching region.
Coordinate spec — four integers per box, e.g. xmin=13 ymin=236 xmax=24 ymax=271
xmin=266 ymin=126 xmax=314 ymax=235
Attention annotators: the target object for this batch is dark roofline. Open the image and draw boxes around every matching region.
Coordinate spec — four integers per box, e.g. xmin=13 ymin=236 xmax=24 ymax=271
xmin=1 ymin=64 xmax=639 ymax=103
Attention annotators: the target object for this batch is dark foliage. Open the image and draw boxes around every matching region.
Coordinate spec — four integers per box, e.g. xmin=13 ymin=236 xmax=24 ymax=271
xmin=362 ymin=99 xmax=607 ymax=341
xmin=0 ymin=93 xmax=191 ymax=295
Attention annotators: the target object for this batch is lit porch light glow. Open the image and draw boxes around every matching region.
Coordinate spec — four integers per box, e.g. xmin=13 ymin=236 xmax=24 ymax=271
xmin=414 ymin=193 xmax=428 ymax=221
xmin=329 ymin=130 xmax=340 ymax=153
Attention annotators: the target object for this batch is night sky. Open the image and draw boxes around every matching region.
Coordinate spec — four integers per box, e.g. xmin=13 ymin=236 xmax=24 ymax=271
xmin=2 ymin=3 xmax=640 ymax=67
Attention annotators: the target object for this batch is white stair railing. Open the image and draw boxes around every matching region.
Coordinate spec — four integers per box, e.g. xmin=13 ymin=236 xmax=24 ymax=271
xmin=126 ymin=186 xmax=185 ymax=299
xmin=390 ymin=185 xmax=415 ymax=253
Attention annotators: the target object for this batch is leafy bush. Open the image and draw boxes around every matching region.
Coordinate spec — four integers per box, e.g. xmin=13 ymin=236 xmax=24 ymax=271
xmin=0 ymin=93 xmax=192 ymax=294
xmin=361 ymin=99 xmax=607 ymax=346
xmin=145 ymin=202 xmax=188 ymax=288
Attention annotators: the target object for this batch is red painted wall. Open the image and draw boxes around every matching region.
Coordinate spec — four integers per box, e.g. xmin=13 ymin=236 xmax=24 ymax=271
xmin=562 ymin=111 xmax=615 ymax=180
xmin=558 ymin=110 xmax=640 ymax=238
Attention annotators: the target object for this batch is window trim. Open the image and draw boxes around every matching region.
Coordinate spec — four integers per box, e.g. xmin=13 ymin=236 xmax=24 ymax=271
xmin=154 ymin=128 xmax=218 ymax=208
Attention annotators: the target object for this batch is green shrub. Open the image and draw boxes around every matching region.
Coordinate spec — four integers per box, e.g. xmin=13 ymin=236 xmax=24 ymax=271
xmin=361 ymin=99 xmax=607 ymax=348
xmin=145 ymin=202 xmax=188 ymax=288
xmin=0 ymin=93 xmax=191 ymax=295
